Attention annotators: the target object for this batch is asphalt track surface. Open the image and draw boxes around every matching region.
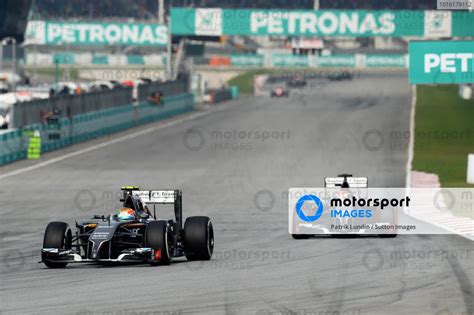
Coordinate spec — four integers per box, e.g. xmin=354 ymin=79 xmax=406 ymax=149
xmin=0 ymin=72 xmax=472 ymax=315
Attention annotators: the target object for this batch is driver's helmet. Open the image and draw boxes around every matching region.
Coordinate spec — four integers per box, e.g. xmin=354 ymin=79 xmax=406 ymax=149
xmin=333 ymin=189 xmax=351 ymax=200
xmin=117 ymin=207 xmax=136 ymax=221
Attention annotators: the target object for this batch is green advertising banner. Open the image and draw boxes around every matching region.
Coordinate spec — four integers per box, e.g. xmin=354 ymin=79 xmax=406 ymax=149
xmin=25 ymin=21 xmax=168 ymax=46
xmin=230 ymin=54 xmax=264 ymax=66
xmin=315 ymin=54 xmax=356 ymax=67
xmin=409 ymin=41 xmax=474 ymax=84
xmin=219 ymin=53 xmax=406 ymax=68
xmin=53 ymin=52 xmax=75 ymax=65
xmin=171 ymin=8 xmax=474 ymax=37
xmin=271 ymin=54 xmax=309 ymax=67
xmin=365 ymin=54 xmax=408 ymax=68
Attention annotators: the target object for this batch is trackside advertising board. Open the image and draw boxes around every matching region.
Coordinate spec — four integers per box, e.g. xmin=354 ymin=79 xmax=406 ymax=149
xmin=365 ymin=54 xmax=408 ymax=68
xmin=409 ymin=41 xmax=474 ymax=84
xmin=25 ymin=21 xmax=168 ymax=46
xmin=171 ymin=8 xmax=474 ymax=37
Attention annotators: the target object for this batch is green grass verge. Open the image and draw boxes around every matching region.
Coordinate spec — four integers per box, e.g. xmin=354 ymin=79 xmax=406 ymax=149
xmin=227 ymin=69 xmax=272 ymax=95
xmin=413 ymin=85 xmax=474 ymax=189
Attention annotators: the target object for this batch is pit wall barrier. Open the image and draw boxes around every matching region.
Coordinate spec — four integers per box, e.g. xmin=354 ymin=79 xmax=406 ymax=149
xmin=0 ymin=93 xmax=194 ymax=166
xmin=12 ymin=87 xmax=134 ymax=128
xmin=137 ymin=76 xmax=189 ymax=102
xmin=12 ymin=76 xmax=190 ymax=128
xmin=204 ymin=87 xmax=238 ymax=104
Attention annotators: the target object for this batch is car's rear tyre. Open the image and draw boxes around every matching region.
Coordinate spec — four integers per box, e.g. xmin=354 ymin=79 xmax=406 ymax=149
xmin=292 ymin=234 xmax=310 ymax=239
xmin=184 ymin=216 xmax=214 ymax=261
xmin=42 ymin=222 xmax=72 ymax=268
xmin=145 ymin=221 xmax=171 ymax=265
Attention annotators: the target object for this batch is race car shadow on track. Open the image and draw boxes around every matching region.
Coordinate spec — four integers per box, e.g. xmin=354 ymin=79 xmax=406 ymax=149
xmin=40 ymin=257 xmax=194 ymax=269
xmin=291 ymin=234 xmax=398 ymax=239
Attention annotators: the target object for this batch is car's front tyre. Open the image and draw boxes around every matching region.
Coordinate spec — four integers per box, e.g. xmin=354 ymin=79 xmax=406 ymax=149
xmin=42 ymin=222 xmax=72 ymax=268
xmin=145 ymin=221 xmax=171 ymax=265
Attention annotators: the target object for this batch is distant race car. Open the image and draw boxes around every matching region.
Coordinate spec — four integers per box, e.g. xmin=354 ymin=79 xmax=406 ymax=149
xmin=270 ymin=86 xmax=289 ymax=97
xmin=286 ymin=76 xmax=307 ymax=88
xmin=41 ymin=186 xmax=214 ymax=268
xmin=291 ymin=174 xmax=397 ymax=239
xmin=0 ymin=104 xmax=10 ymax=129
xmin=327 ymin=71 xmax=354 ymax=81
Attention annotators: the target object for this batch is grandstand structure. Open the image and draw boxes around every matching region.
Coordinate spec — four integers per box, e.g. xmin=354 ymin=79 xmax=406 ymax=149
xmin=32 ymin=0 xmax=437 ymax=20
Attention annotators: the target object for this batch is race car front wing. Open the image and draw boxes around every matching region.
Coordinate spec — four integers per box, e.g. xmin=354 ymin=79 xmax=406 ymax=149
xmin=41 ymin=247 xmax=157 ymax=264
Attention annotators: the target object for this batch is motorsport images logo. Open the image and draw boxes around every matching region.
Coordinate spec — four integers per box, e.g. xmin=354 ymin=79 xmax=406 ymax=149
xmin=290 ymin=188 xmax=473 ymax=236
xmin=294 ymin=192 xmax=411 ymax=222
xmin=295 ymin=195 xmax=324 ymax=222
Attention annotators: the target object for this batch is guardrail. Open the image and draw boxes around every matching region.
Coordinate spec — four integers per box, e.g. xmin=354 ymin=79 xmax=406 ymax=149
xmin=0 ymin=93 xmax=194 ymax=166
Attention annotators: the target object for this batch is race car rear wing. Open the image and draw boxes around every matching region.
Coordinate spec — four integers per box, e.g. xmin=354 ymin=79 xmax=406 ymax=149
xmin=325 ymin=175 xmax=368 ymax=188
xmin=132 ymin=190 xmax=177 ymax=204
xmin=121 ymin=187 xmax=183 ymax=228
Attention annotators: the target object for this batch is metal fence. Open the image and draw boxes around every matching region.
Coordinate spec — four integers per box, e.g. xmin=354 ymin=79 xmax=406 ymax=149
xmin=137 ymin=75 xmax=189 ymax=102
xmin=10 ymin=75 xmax=191 ymax=128
xmin=11 ymin=87 xmax=133 ymax=128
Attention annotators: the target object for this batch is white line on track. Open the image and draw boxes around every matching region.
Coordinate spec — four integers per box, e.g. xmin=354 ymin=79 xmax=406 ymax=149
xmin=405 ymin=85 xmax=417 ymax=189
xmin=0 ymin=110 xmax=210 ymax=180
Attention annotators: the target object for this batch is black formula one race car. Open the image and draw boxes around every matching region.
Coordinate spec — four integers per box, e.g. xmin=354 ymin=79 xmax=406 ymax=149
xmin=41 ymin=186 xmax=214 ymax=268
